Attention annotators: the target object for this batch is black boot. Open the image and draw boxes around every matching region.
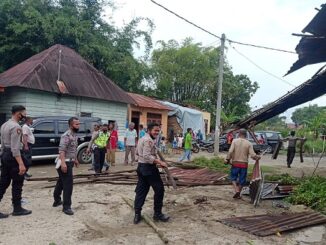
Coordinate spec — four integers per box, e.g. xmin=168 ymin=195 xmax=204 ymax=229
xmin=134 ymin=213 xmax=141 ymax=224
xmin=63 ymin=208 xmax=74 ymax=215
xmin=53 ymin=200 xmax=63 ymax=207
xmin=12 ymin=206 xmax=32 ymax=216
xmin=0 ymin=212 xmax=9 ymax=219
xmin=153 ymin=213 xmax=170 ymax=222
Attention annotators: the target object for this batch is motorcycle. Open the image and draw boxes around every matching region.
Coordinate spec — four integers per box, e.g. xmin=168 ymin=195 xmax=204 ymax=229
xmin=192 ymin=140 xmax=200 ymax=153
xmin=198 ymin=140 xmax=215 ymax=153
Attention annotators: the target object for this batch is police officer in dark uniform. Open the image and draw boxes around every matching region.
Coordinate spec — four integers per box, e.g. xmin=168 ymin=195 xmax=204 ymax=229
xmin=53 ymin=117 xmax=80 ymax=215
xmin=134 ymin=122 xmax=170 ymax=224
xmin=0 ymin=105 xmax=32 ymax=218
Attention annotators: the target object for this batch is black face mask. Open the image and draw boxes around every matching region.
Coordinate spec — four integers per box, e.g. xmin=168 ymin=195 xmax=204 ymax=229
xmin=72 ymin=128 xmax=79 ymax=133
xmin=103 ymin=130 xmax=108 ymax=133
xmin=19 ymin=114 xmax=26 ymax=123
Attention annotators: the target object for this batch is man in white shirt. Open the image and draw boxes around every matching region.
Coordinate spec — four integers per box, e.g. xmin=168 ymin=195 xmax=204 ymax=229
xmin=124 ymin=122 xmax=138 ymax=165
xmin=22 ymin=117 xmax=35 ymax=179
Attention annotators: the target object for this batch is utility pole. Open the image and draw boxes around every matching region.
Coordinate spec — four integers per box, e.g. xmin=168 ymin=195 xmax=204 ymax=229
xmin=214 ymin=34 xmax=225 ymax=155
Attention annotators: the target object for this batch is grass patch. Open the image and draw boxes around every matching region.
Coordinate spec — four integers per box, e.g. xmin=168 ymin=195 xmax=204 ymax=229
xmin=265 ymin=173 xmax=301 ymax=185
xmin=286 ymin=176 xmax=326 ymax=213
xmin=193 ymin=156 xmax=230 ymax=173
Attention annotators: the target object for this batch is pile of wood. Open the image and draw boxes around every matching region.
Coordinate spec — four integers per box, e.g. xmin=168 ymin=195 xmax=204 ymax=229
xmin=29 ymin=162 xmax=230 ymax=188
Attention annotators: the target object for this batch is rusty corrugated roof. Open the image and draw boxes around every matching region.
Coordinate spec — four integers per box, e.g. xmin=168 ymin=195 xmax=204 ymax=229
xmin=169 ymin=167 xmax=228 ymax=185
xmin=219 ymin=212 xmax=326 ymax=236
xmin=128 ymin=92 xmax=171 ymax=110
xmin=0 ymin=44 xmax=135 ymax=104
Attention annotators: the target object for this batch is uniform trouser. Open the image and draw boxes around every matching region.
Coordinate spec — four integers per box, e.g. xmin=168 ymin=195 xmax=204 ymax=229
xmin=53 ymin=161 xmax=73 ymax=209
xmin=106 ymin=149 xmax=116 ymax=165
xmin=134 ymin=163 xmax=164 ymax=215
xmin=287 ymin=147 xmax=296 ymax=166
xmin=0 ymin=149 xmax=26 ymax=207
xmin=22 ymin=143 xmax=33 ymax=170
xmin=94 ymin=147 xmax=106 ymax=172
xmin=125 ymin=146 xmax=136 ymax=164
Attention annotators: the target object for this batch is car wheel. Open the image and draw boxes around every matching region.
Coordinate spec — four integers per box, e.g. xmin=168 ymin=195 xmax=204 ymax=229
xmin=265 ymin=145 xmax=273 ymax=154
xmin=77 ymin=147 xmax=92 ymax=164
xmin=207 ymin=145 xmax=214 ymax=153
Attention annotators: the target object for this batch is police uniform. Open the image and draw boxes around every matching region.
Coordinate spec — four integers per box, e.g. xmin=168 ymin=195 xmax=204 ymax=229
xmin=0 ymin=119 xmax=29 ymax=213
xmin=93 ymin=131 xmax=109 ymax=173
xmin=53 ymin=129 xmax=77 ymax=211
xmin=134 ymin=133 xmax=165 ymax=217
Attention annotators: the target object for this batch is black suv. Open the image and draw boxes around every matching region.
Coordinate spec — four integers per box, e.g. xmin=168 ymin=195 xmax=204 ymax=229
xmin=256 ymin=131 xmax=283 ymax=153
xmin=30 ymin=116 xmax=101 ymax=164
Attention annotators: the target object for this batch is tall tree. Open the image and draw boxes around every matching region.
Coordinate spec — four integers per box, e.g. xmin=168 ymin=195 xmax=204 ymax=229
xmin=0 ymin=0 xmax=153 ymax=92
xmin=151 ymin=38 xmax=259 ymax=127
xmin=291 ymin=104 xmax=326 ymax=125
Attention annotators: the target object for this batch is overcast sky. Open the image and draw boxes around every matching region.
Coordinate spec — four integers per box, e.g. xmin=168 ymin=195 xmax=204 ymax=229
xmin=105 ymin=0 xmax=326 ymax=122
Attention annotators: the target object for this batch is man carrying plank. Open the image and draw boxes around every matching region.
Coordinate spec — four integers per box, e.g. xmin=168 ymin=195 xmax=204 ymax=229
xmin=133 ymin=122 xmax=170 ymax=224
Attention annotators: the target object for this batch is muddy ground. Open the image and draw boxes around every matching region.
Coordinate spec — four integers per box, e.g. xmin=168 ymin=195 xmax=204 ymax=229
xmin=0 ymin=151 xmax=325 ymax=245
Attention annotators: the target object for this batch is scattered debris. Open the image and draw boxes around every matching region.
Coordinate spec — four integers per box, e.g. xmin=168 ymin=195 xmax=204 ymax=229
xmin=194 ymin=196 xmax=209 ymax=205
xmin=272 ymin=200 xmax=290 ymax=209
xmin=219 ymin=212 xmax=326 ymax=237
xmin=243 ymin=183 xmax=294 ymax=199
xmin=30 ymin=167 xmax=229 ymax=188
xmin=122 ymin=197 xmax=169 ymax=244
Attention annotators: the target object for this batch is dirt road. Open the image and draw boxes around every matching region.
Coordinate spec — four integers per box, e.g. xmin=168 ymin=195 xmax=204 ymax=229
xmin=0 ymin=151 xmax=325 ymax=245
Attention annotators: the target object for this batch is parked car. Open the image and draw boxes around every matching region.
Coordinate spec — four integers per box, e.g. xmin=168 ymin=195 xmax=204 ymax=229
xmin=256 ymin=131 xmax=283 ymax=153
xmin=30 ymin=116 xmax=101 ymax=164
xmin=220 ymin=131 xmax=272 ymax=154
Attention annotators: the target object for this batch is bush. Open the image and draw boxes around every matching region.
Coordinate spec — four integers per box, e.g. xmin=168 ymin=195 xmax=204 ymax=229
xmin=303 ymin=139 xmax=325 ymax=154
xmin=286 ymin=176 xmax=326 ymax=213
xmin=193 ymin=156 xmax=229 ymax=173
xmin=265 ymin=173 xmax=300 ymax=185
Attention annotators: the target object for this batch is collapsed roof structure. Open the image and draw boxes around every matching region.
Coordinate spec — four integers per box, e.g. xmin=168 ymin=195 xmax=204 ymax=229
xmin=235 ymin=4 xmax=326 ymax=129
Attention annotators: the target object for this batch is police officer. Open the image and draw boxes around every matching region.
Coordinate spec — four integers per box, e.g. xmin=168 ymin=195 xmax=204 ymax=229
xmin=134 ymin=122 xmax=170 ymax=224
xmin=53 ymin=117 xmax=80 ymax=215
xmin=87 ymin=124 xmax=109 ymax=173
xmin=0 ymin=105 xmax=32 ymax=218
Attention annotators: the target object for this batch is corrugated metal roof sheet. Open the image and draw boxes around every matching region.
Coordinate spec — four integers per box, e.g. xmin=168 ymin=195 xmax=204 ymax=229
xmin=128 ymin=92 xmax=171 ymax=110
xmin=169 ymin=167 xmax=228 ymax=185
xmin=220 ymin=212 xmax=326 ymax=237
xmin=286 ymin=4 xmax=326 ymax=75
xmin=0 ymin=44 xmax=135 ymax=104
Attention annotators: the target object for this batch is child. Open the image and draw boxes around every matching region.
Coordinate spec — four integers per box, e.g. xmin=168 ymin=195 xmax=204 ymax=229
xmin=160 ymin=137 xmax=167 ymax=154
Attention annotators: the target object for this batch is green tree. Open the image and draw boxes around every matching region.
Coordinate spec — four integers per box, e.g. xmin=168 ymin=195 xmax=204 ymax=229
xmin=303 ymin=110 xmax=326 ymax=139
xmin=255 ymin=115 xmax=287 ymax=131
xmin=0 ymin=0 xmax=153 ymax=92
xmin=291 ymin=105 xmax=325 ymax=125
xmin=151 ymin=38 xmax=258 ymax=127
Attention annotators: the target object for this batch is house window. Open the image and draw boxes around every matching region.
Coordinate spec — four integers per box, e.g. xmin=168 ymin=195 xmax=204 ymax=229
xmin=80 ymin=112 xmax=92 ymax=117
xmin=147 ymin=113 xmax=162 ymax=125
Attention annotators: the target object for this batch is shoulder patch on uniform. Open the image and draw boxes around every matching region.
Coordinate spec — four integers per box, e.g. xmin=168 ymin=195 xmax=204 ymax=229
xmin=17 ymin=128 xmax=22 ymax=135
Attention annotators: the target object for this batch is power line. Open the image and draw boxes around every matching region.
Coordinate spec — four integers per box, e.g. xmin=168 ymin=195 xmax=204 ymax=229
xmin=229 ymin=42 xmax=296 ymax=88
xmin=151 ymin=0 xmax=296 ymax=54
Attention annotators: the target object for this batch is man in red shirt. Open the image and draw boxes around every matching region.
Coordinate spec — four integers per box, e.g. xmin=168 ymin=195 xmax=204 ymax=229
xmin=106 ymin=122 xmax=118 ymax=166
